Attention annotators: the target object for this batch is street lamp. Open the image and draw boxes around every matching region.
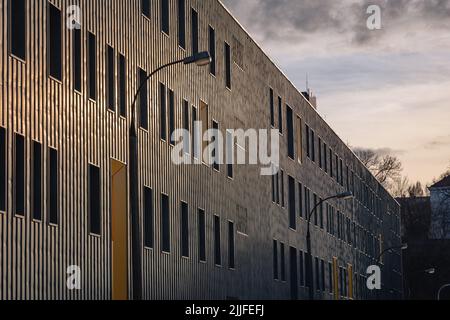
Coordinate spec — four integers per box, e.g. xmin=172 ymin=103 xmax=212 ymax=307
xmin=306 ymin=191 xmax=353 ymax=300
xmin=129 ymin=51 xmax=211 ymax=300
xmin=437 ymin=284 xmax=450 ymax=300
xmin=376 ymin=243 xmax=408 ymax=265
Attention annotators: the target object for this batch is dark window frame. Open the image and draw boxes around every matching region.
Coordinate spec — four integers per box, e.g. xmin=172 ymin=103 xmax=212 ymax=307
xmin=88 ymin=164 xmax=101 ymax=236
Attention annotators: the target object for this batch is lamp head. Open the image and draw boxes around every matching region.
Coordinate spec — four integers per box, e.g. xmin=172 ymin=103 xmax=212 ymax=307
xmin=183 ymin=51 xmax=212 ymax=66
xmin=336 ymin=192 xmax=353 ymax=200
xmin=425 ymin=268 xmax=436 ymax=275
xmin=401 ymin=243 xmax=408 ymax=250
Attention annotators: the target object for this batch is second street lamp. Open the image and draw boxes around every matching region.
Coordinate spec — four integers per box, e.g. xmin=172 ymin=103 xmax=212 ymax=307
xmin=306 ymin=191 xmax=353 ymax=300
xmin=129 ymin=51 xmax=211 ymax=300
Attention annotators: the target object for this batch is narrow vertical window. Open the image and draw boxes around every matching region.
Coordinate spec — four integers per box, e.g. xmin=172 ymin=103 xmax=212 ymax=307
xmin=161 ymin=0 xmax=169 ymax=35
xmin=107 ymin=45 xmax=115 ymax=111
xmin=280 ymin=169 xmax=285 ymax=208
xmin=270 ymin=89 xmax=275 ymax=127
xmin=48 ymin=148 xmax=58 ymax=225
xmin=299 ymin=251 xmax=305 ymax=286
xmin=142 ymin=0 xmax=150 ymax=18
xmin=144 ymin=187 xmax=153 ymax=248
xmin=321 ymin=259 xmax=326 ymax=292
xmin=329 ymin=148 xmax=333 ymax=177
xmin=313 ymin=194 xmax=318 ymax=225
xmin=228 ymin=221 xmax=235 ymax=269
xmin=276 ymin=171 xmax=280 ymax=205
xmin=212 ymin=121 xmax=220 ymax=171
xmin=88 ymin=32 xmax=96 ymax=100
xmin=214 ymin=215 xmax=221 ymax=266
xmin=298 ymin=182 xmax=303 ymax=218
xmin=287 ymin=105 xmax=294 ymax=159
xmin=323 ymin=143 xmax=328 ymax=173
xmin=318 ymin=137 xmax=322 ymax=168
xmin=180 ymin=202 xmax=189 ymax=257
xmin=15 ymin=134 xmax=25 ymax=216
xmin=288 ymin=176 xmax=296 ymax=230
xmin=200 ymin=101 xmax=209 ymax=163
xmin=169 ymin=89 xmax=175 ymax=145
xmin=89 ymin=164 xmax=101 ymax=235
xmin=311 ymin=130 xmax=315 ymax=162
xmin=224 ymin=42 xmax=231 ymax=89
xmin=329 ymin=262 xmax=333 ymax=294
xmin=271 ymin=174 xmax=276 ymax=203
xmin=296 ymin=116 xmax=303 ymax=163
xmin=191 ymin=9 xmax=198 ymax=55
xmin=280 ymin=242 xmax=286 ymax=281
xmin=209 ymin=26 xmax=216 ymax=76
xmin=226 ymin=130 xmax=233 ymax=178
xmin=10 ymin=0 xmax=26 ymax=60
xmin=161 ymin=194 xmax=170 ymax=253
xmin=0 ymin=128 xmax=6 ymax=211
xmin=178 ymin=0 xmax=186 ymax=48
xmin=192 ymin=106 xmax=198 ymax=159
xmin=305 ymin=124 xmax=310 ymax=158
xmin=315 ymin=257 xmax=320 ymax=290
xmin=183 ymin=100 xmax=190 ymax=154
xmin=48 ymin=4 xmax=62 ymax=80
xmin=119 ymin=54 xmax=127 ymax=117
xmin=278 ymin=97 xmax=283 ymax=133
xmin=138 ymin=68 xmax=148 ymax=130
xmin=32 ymin=141 xmax=42 ymax=221
xmin=273 ymin=240 xmax=278 ymax=280
xmin=73 ymin=29 xmax=82 ymax=92
xmin=159 ymin=82 xmax=166 ymax=139
xmin=198 ymin=209 xmax=206 ymax=262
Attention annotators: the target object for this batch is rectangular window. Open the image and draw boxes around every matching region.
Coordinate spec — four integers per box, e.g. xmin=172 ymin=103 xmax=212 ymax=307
xmin=296 ymin=116 xmax=303 ymax=163
xmin=318 ymin=137 xmax=322 ymax=169
xmin=178 ymin=0 xmax=186 ymax=48
xmin=272 ymin=174 xmax=276 ymax=203
xmin=323 ymin=143 xmax=328 ymax=173
xmin=88 ymin=32 xmax=96 ymax=100
xmin=183 ymin=100 xmax=190 ymax=154
xmin=299 ymin=251 xmax=304 ymax=286
xmin=15 ymin=134 xmax=25 ymax=216
xmin=319 ymin=198 xmax=324 ymax=229
xmin=329 ymin=148 xmax=333 ymax=178
xmin=198 ymin=209 xmax=206 ymax=262
xmin=226 ymin=130 xmax=233 ymax=178
xmin=48 ymin=148 xmax=58 ymax=224
xmin=298 ymin=182 xmax=303 ymax=218
xmin=329 ymin=262 xmax=333 ymax=294
xmin=225 ymin=42 xmax=231 ymax=89
xmin=161 ymin=0 xmax=169 ymax=34
xmin=306 ymin=124 xmax=310 ymax=158
xmin=287 ymin=106 xmax=294 ymax=159
xmin=280 ymin=242 xmax=286 ymax=281
xmin=107 ymin=45 xmax=115 ymax=111
xmin=161 ymin=194 xmax=170 ymax=253
xmin=273 ymin=240 xmax=279 ymax=280
xmin=276 ymin=171 xmax=280 ymax=205
xmin=315 ymin=257 xmax=320 ymax=290
xmin=89 ymin=164 xmax=101 ymax=235
xmin=321 ymin=259 xmax=326 ymax=292
xmin=278 ymin=97 xmax=283 ymax=133
xmin=10 ymin=0 xmax=26 ymax=60
xmin=73 ymin=29 xmax=82 ymax=92
xmin=180 ymin=201 xmax=189 ymax=257
xmin=191 ymin=9 xmax=198 ymax=54
xmin=169 ymin=89 xmax=175 ymax=145
xmin=280 ymin=170 xmax=285 ymax=208
xmin=212 ymin=121 xmax=220 ymax=171
xmin=192 ymin=106 xmax=198 ymax=159
xmin=119 ymin=54 xmax=127 ymax=117
xmin=311 ymin=130 xmax=315 ymax=162
xmin=159 ymin=83 xmax=166 ymax=139
xmin=32 ymin=142 xmax=42 ymax=221
xmin=139 ymin=69 xmax=148 ymax=130
xmin=48 ymin=4 xmax=62 ymax=80
xmin=214 ymin=215 xmax=221 ymax=266
xmin=288 ymin=176 xmax=296 ymax=230
xmin=209 ymin=26 xmax=216 ymax=76
xmin=144 ymin=187 xmax=153 ymax=248
xmin=270 ymin=89 xmax=275 ymax=127
xmin=228 ymin=221 xmax=235 ymax=269
xmin=142 ymin=0 xmax=150 ymax=18
xmin=0 ymin=128 xmax=6 ymax=211
xmin=200 ymin=101 xmax=209 ymax=163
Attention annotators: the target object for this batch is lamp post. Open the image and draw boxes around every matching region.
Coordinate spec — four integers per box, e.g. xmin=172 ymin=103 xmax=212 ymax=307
xmin=306 ymin=191 xmax=353 ymax=300
xmin=375 ymin=243 xmax=408 ymax=300
xmin=404 ymin=268 xmax=436 ymax=300
xmin=129 ymin=51 xmax=211 ymax=300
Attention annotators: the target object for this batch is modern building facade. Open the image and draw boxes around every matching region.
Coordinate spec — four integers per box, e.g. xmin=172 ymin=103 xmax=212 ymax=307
xmin=0 ymin=0 xmax=402 ymax=300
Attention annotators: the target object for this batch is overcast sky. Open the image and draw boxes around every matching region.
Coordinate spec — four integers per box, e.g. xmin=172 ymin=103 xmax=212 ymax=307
xmin=221 ymin=0 xmax=450 ymax=185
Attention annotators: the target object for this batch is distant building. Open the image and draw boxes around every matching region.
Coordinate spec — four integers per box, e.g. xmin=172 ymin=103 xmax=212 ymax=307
xmin=429 ymin=176 xmax=450 ymax=239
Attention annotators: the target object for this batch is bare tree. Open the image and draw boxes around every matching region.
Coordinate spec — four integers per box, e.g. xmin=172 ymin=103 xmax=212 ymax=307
xmin=353 ymin=147 xmax=403 ymax=190
xmin=408 ymin=181 xmax=425 ymax=197
xmin=391 ymin=176 xmax=410 ymax=198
